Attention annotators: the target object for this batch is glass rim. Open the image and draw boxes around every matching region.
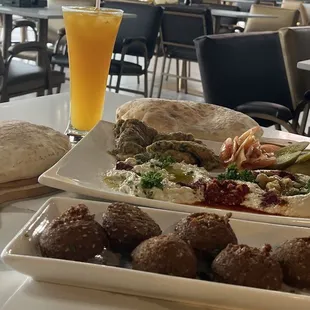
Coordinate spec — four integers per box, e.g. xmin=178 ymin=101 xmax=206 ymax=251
xmin=62 ymin=6 xmax=124 ymax=15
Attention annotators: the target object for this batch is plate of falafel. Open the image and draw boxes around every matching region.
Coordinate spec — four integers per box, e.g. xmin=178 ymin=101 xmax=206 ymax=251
xmin=2 ymin=197 xmax=310 ymax=310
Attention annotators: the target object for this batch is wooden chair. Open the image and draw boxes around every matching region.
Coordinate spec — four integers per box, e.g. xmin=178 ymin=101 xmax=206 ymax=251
xmin=244 ymin=4 xmax=300 ymax=32
xmin=279 ymin=26 xmax=310 ymax=134
xmin=300 ymin=3 xmax=310 ymax=25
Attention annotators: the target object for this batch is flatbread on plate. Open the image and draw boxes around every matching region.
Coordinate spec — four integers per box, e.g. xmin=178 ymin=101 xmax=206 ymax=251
xmin=116 ymin=98 xmax=259 ymax=142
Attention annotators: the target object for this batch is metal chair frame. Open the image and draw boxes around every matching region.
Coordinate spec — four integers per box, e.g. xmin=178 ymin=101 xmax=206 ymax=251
xmin=151 ymin=10 xmax=208 ymax=98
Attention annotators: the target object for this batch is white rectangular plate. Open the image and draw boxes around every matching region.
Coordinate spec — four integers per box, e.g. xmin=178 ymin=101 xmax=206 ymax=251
xmin=2 ymin=197 xmax=310 ymax=310
xmin=39 ymin=121 xmax=310 ymax=227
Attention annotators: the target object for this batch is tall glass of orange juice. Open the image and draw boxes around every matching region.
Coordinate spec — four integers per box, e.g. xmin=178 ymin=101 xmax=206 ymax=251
xmin=62 ymin=7 xmax=123 ymax=136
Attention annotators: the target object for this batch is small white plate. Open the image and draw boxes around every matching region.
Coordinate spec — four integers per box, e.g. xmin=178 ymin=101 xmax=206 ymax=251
xmin=2 ymin=197 xmax=310 ymax=310
xmin=39 ymin=121 xmax=310 ymax=227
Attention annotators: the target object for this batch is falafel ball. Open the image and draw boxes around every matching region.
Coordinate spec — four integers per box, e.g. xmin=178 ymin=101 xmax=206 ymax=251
xmin=132 ymin=234 xmax=197 ymax=278
xmin=174 ymin=212 xmax=237 ymax=259
xmin=39 ymin=204 xmax=109 ymax=262
xmin=273 ymin=237 xmax=310 ymax=289
xmin=212 ymin=244 xmax=283 ymax=290
xmin=102 ymin=202 xmax=162 ymax=253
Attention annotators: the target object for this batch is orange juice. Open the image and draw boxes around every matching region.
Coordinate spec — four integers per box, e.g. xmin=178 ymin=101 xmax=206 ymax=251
xmin=63 ymin=7 xmax=123 ymax=131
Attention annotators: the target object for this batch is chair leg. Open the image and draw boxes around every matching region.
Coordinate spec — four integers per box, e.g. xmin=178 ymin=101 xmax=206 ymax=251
xmin=149 ymin=53 xmax=159 ymax=97
xmin=109 ymin=54 xmax=116 ymax=88
xmin=176 ymin=59 xmax=180 ymax=93
xmin=188 ymin=61 xmax=191 ymax=78
xmin=165 ymin=58 xmax=172 ymax=81
xmin=36 ymin=90 xmax=45 ymax=97
xmin=115 ymin=73 xmax=122 ymax=93
xmin=157 ymin=55 xmax=167 ymax=98
xmin=108 ymin=75 xmax=113 ymax=88
xmin=56 ymin=84 xmax=62 ymax=93
xmin=144 ymin=70 xmax=148 ymax=98
xmin=299 ymin=105 xmax=310 ymax=135
xmin=0 ymin=93 xmax=9 ymax=103
xmin=182 ymin=60 xmax=188 ymax=94
xmin=136 ymin=56 xmax=140 ymax=84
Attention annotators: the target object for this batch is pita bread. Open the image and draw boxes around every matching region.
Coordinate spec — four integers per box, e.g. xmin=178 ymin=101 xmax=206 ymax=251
xmin=0 ymin=121 xmax=71 ymax=183
xmin=116 ymin=99 xmax=259 ymax=142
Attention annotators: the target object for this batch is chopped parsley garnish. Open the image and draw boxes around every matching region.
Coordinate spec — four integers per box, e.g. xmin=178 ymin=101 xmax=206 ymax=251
xmin=135 ymin=153 xmax=176 ymax=168
xmin=217 ymin=164 xmax=256 ymax=183
xmin=158 ymin=155 xmax=176 ymax=168
xmin=140 ymin=171 xmax=164 ymax=189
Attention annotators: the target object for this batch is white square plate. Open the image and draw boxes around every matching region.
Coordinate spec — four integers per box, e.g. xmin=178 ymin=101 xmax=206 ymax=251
xmin=39 ymin=121 xmax=310 ymax=227
xmin=2 ymin=197 xmax=310 ymax=310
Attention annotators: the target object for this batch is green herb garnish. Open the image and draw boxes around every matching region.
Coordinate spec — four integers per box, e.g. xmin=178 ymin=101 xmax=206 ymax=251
xmin=158 ymin=155 xmax=176 ymax=168
xmin=135 ymin=153 xmax=176 ymax=168
xmin=140 ymin=171 xmax=164 ymax=189
xmin=217 ymin=164 xmax=256 ymax=183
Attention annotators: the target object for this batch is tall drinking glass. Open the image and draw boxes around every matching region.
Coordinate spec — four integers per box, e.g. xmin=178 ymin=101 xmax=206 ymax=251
xmin=62 ymin=7 xmax=123 ymax=137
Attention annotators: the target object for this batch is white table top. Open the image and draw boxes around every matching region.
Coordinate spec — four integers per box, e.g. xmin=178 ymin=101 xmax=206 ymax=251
xmin=0 ymin=5 xmax=63 ymax=19
xmin=1 ymin=91 xmax=310 ymax=310
xmin=297 ymin=59 xmax=310 ymax=71
xmin=211 ymin=9 xmax=277 ymax=18
xmin=0 ymin=6 xmax=136 ymax=20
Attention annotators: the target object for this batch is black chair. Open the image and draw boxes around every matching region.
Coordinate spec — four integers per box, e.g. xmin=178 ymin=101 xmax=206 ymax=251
xmin=0 ymin=42 xmax=65 ymax=102
xmin=104 ymin=1 xmax=163 ymax=97
xmin=153 ymin=5 xmax=213 ymax=98
xmin=194 ymin=31 xmax=310 ymax=134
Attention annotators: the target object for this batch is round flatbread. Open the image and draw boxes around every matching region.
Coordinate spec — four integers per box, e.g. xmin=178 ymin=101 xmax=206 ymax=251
xmin=0 ymin=121 xmax=71 ymax=183
xmin=116 ymin=98 xmax=259 ymax=142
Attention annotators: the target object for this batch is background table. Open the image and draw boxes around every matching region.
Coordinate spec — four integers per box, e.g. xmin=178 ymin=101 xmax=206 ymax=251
xmin=0 ymin=6 xmax=62 ymax=62
xmin=211 ymin=9 xmax=277 ymax=33
xmin=297 ymin=59 xmax=310 ymax=71
xmin=0 ymin=6 xmax=136 ymax=64
xmin=1 ymin=91 xmax=310 ymax=310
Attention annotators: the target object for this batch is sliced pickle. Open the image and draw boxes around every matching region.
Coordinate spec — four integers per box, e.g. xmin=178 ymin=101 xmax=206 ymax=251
xmin=296 ymin=152 xmax=310 ymax=164
xmin=275 ymin=142 xmax=309 ymax=157
xmin=286 ymin=162 xmax=310 ymax=176
xmin=272 ymin=151 xmax=302 ymax=170
xmin=272 ymin=142 xmax=309 ymax=170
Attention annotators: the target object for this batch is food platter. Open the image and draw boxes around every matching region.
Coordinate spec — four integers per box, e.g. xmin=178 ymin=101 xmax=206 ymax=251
xmin=38 ymin=120 xmax=310 ymax=227
xmin=2 ymin=197 xmax=310 ymax=310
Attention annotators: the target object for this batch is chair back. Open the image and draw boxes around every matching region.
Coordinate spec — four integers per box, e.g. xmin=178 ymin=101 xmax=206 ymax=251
xmin=279 ymin=26 xmax=310 ymax=108
xmin=281 ymin=0 xmax=303 ymax=24
xmin=161 ymin=5 xmax=213 ymax=61
xmin=245 ymin=4 xmax=300 ymax=32
xmin=300 ymin=3 xmax=310 ymax=25
xmin=281 ymin=0 xmax=302 ymax=10
xmin=194 ymin=32 xmax=293 ymax=111
xmin=104 ymin=1 xmax=163 ymax=60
